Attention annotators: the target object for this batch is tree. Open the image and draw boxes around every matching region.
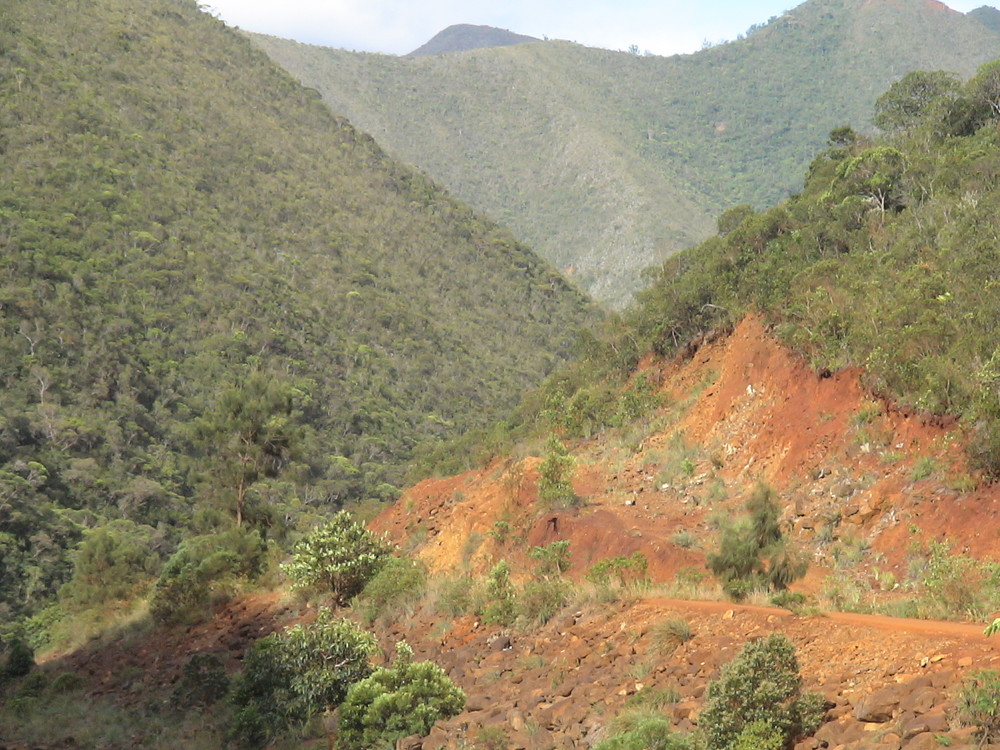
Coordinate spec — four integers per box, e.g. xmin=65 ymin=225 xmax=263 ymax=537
xmin=228 ymin=611 xmax=377 ymax=748
xmin=538 ymin=435 xmax=577 ymax=507
xmin=707 ymin=483 xmax=807 ymax=600
xmin=872 ymin=71 xmax=960 ymax=134
xmin=282 ymin=510 xmax=392 ymax=604
xmin=834 ymin=146 xmax=907 ymax=213
xmin=700 ymin=634 xmax=824 ymax=750
xmin=337 ymin=641 xmax=465 ymax=750
xmin=198 ymin=372 xmax=299 ymax=527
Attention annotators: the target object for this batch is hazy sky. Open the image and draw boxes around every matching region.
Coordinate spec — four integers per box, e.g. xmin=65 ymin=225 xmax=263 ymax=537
xmin=203 ymin=0 xmax=993 ymax=57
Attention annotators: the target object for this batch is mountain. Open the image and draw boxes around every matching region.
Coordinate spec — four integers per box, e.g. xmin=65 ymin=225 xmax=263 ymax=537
xmin=249 ymin=0 xmax=1000 ymax=307
xmin=0 ymin=0 xmax=597 ymax=619
xmin=969 ymin=5 xmax=1000 ymax=33
xmin=408 ymin=24 xmax=540 ymax=56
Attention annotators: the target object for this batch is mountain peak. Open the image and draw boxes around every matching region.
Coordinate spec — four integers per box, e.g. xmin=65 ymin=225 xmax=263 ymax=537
xmin=408 ymin=24 xmax=539 ymax=57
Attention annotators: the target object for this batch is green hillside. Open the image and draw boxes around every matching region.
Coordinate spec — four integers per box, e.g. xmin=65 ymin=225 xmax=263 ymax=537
xmin=250 ymin=0 xmax=1000 ymax=307
xmin=0 ymin=0 xmax=596 ymax=620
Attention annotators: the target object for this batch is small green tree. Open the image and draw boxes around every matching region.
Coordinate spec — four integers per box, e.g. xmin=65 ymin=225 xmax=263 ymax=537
xmin=481 ymin=560 xmax=517 ymax=625
xmin=529 ymin=540 xmax=571 ymax=580
xmin=700 ymin=634 xmax=823 ymax=750
xmin=283 ymin=510 xmax=392 ymax=604
xmin=228 ymin=611 xmax=377 ymax=748
xmin=538 ymin=435 xmax=576 ymax=507
xmin=337 ymin=642 xmax=465 ymax=750
xmin=872 ymin=70 xmax=960 ymax=134
xmin=707 ymin=484 xmax=806 ymax=600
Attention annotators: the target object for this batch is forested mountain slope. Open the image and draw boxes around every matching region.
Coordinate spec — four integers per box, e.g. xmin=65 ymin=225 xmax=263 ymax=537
xmin=250 ymin=0 xmax=1000 ymax=307
xmin=0 ymin=0 xmax=596 ymax=620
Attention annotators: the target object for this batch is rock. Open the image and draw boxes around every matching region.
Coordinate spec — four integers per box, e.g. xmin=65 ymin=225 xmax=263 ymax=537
xmin=900 ymin=712 xmax=948 ymax=740
xmin=395 ymin=735 xmax=423 ymax=750
xmin=901 ymin=732 xmax=947 ymax=750
xmin=856 ymin=684 xmax=907 ymax=722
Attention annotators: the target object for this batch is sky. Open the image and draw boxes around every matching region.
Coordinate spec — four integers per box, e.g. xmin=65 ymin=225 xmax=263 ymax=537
xmin=202 ymin=0 xmax=994 ymax=57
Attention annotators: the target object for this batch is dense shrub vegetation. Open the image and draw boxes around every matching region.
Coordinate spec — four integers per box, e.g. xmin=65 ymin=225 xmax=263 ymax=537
xmin=337 ymin=642 xmax=465 ymax=749
xmin=0 ymin=0 xmax=595 ymax=627
xmin=700 ymin=634 xmax=824 ymax=749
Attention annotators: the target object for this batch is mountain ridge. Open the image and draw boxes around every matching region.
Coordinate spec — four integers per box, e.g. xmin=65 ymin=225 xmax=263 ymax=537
xmin=249 ymin=0 xmax=1000 ymax=306
xmin=408 ymin=24 xmax=540 ymax=57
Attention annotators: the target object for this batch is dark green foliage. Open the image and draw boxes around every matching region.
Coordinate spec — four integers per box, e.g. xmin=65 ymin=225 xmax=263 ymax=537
xmin=253 ymin=5 xmax=1000 ymax=306
xmin=337 ymin=642 xmax=465 ymax=750
xmin=0 ymin=639 xmax=35 ymax=683
xmin=537 ymin=436 xmax=577 ymax=508
xmin=700 ymin=634 xmax=824 ymax=750
xmin=149 ymin=527 xmax=265 ymax=625
xmin=283 ymin=510 xmax=392 ymax=604
xmin=873 ymin=71 xmax=960 ymax=134
xmin=354 ymin=556 xmax=427 ymax=625
xmin=707 ymin=484 xmax=807 ymax=600
xmin=58 ymin=520 xmax=162 ymax=610
xmin=0 ymin=0 xmax=596 ymax=623
xmin=171 ymin=653 xmax=230 ymax=709
xmin=228 ymin=611 xmax=376 ymax=748
xmin=956 ymin=670 xmax=1000 ymax=744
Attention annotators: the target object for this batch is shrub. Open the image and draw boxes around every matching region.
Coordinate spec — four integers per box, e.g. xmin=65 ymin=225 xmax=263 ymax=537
xmin=586 ymin=552 xmax=649 ymax=588
xmin=707 ymin=484 xmax=807 ymax=600
xmin=518 ymin=579 xmax=573 ymax=625
xmin=481 ymin=561 xmax=516 ymax=626
xmin=538 ymin=436 xmax=577 ymax=507
xmin=283 ymin=510 xmax=392 ymax=604
xmin=337 ymin=642 xmax=465 ymax=749
xmin=592 ymin=709 xmax=691 ymax=750
xmin=59 ymin=520 xmax=162 ymax=609
xmin=354 ymin=556 xmax=426 ymax=625
xmin=149 ymin=527 xmax=265 ymax=625
xmin=700 ymin=634 xmax=824 ymax=750
xmin=228 ymin=611 xmax=376 ymax=748
xmin=1 ymin=638 xmax=35 ymax=683
xmin=956 ymin=669 xmax=1000 ymax=744
xmin=172 ymin=653 xmax=230 ymax=709
xmin=529 ymin=540 xmax=571 ymax=579
xmin=650 ymin=618 xmax=693 ymax=656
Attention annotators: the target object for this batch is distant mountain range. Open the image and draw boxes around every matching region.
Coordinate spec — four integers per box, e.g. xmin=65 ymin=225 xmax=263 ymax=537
xmin=251 ymin=0 xmax=1000 ymax=307
xmin=408 ymin=24 xmax=539 ymax=57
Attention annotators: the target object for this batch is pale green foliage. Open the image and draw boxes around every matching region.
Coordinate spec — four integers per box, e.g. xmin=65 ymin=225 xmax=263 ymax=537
xmin=283 ymin=511 xmax=392 ymax=604
xmin=59 ymin=520 xmax=161 ymax=609
xmin=986 ymin=619 xmax=1000 ymax=637
xmin=529 ymin=540 xmax=571 ymax=579
xmin=956 ymin=670 xmax=1000 ymax=743
xmin=482 ymin=560 xmax=516 ymax=625
xmin=354 ymin=556 xmax=427 ymax=625
xmin=538 ymin=436 xmax=577 ymax=507
xmin=228 ymin=611 xmax=377 ymax=748
xmin=586 ymin=552 xmax=649 ymax=588
xmin=700 ymin=634 xmax=824 ymax=750
xmin=337 ymin=641 xmax=465 ymax=750
xmin=592 ymin=709 xmax=691 ymax=750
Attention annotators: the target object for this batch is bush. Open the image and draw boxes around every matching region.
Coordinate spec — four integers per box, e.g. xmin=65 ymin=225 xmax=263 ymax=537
xmin=707 ymin=484 xmax=807 ymax=600
xmin=592 ymin=709 xmax=691 ymax=750
xmin=481 ymin=561 xmax=516 ymax=626
xmin=172 ymin=653 xmax=230 ymax=709
xmin=1 ymin=638 xmax=35 ymax=683
xmin=518 ymin=579 xmax=573 ymax=625
xmin=957 ymin=669 xmax=1000 ymax=744
xmin=59 ymin=520 xmax=162 ymax=610
xmin=538 ymin=436 xmax=577 ymax=507
xmin=149 ymin=527 xmax=266 ymax=625
xmin=700 ymin=634 xmax=824 ymax=750
xmin=228 ymin=611 xmax=376 ymax=748
xmin=650 ymin=618 xmax=693 ymax=656
xmin=354 ymin=556 xmax=427 ymax=625
xmin=283 ymin=510 xmax=392 ymax=604
xmin=586 ymin=552 xmax=649 ymax=588
xmin=337 ymin=642 xmax=465 ymax=749
xmin=529 ymin=540 xmax=571 ymax=579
